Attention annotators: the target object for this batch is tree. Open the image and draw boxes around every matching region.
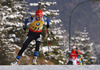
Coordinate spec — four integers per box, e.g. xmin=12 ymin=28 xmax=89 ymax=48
xmin=0 ymin=0 xmax=28 ymax=64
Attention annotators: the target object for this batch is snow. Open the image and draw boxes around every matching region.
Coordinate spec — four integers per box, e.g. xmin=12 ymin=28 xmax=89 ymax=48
xmin=29 ymin=12 xmax=35 ymax=15
xmin=21 ymin=11 xmax=27 ymax=14
xmin=51 ymin=46 xmax=60 ymax=49
xmin=30 ymin=3 xmax=38 ymax=6
xmin=2 ymin=22 xmax=23 ymax=27
xmin=6 ymin=27 xmax=13 ymax=30
xmin=49 ymin=9 xmax=59 ymax=12
xmin=58 ymin=41 xmax=64 ymax=45
xmin=45 ymin=2 xmax=51 ymax=6
xmin=50 ymin=19 xmax=61 ymax=23
xmin=0 ymin=65 xmax=100 ymax=70
xmin=45 ymin=60 xmax=48 ymax=63
xmin=9 ymin=34 xmax=16 ymax=38
xmin=2 ymin=12 xmax=6 ymax=16
xmin=8 ymin=38 xmax=14 ymax=42
xmin=47 ymin=37 xmax=51 ymax=41
xmin=14 ymin=44 xmax=21 ymax=49
xmin=44 ymin=11 xmax=50 ymax=15
xmin=15 ymin=38 xmax=20 ymax=42
xmin=54 ymin=12 xmax=59 ymax=15
xmin=80 ymin=32 xmax=88 ymax=35
xmin=14 ymin=5 xmax=23 ymax=9
xmin=90 ymin=56 xmax=97 ymax=59
xmin=0 ymin=27 xmax=4 ymax=31
xmin=59 ymin=60 xmax=64 ymax=64
xmin=41 ymin=46 xmax=60 ymax=53
xmin=41 ymin=46 xmax=49 ymax=53
xmin=52 ymin=30 xmax=57 ymax=34
xmin=7 ymin=8 xmax=12 ymax=11
xmin=3 ymin=6 xmax=8 ymax=9
xmin=30 ymin=41 xmax=36 ymax=45
xmin=8 ymin=14 xmax=23 ymax=19
xmin=55 ymin=35 xmax=64 ymax=39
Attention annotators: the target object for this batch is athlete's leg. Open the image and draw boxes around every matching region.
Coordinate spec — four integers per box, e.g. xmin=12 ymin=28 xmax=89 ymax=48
xmin=17 ymin=36 xmax=34 ymax=56
xmin=33 ymin=34 xmax=42 ymax=64
xmin=34 ymin=34 xmax=42 ymax=56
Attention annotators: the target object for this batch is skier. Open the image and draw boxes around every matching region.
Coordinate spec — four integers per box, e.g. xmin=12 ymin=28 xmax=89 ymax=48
xmin=67 ymin=46 xmax=81 ymax=65
xmin=11 ymin=9 xmax=50 ymax=65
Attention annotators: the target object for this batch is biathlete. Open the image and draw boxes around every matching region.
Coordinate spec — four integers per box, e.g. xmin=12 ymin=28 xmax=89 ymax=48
xmin=67 ymin=46 xmax=81 ymax=65
xmin=11 ymin=9 xmax=50 ymax=65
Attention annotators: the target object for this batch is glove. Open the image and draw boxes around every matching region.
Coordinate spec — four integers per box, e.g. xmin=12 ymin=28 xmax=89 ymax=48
xmin=23 ymin=26 xmax=27 ymax=31
xmin=76 ymin=47 xmax=78 ymax=50
xmin=46 ymin=25 xmax=49 ymax=28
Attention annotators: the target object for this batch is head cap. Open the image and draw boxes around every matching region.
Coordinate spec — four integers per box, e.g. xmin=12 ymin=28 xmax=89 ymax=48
xmin=36 ymin=9 xmax=43 ymax=17
xmin=72 ymin=46 xmax=76 ymax=49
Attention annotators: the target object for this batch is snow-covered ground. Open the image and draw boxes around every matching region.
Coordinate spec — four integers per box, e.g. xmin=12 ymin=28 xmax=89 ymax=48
xmin=0 ymin=65 xmax=100 ymax=70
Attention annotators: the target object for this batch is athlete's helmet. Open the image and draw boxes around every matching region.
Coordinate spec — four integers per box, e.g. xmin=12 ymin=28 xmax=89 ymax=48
xmin=72 ymin=46 xmax=76 ymax=49
xmin=36 ymin=9 xmax=43 ymax=17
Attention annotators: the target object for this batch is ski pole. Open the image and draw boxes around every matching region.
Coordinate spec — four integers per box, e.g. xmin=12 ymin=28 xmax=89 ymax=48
xmin=45 ymin=27 xmax=51 ymax=56
xmin=23 ymin=29 xmax=28 ymax=43
xmin=45 ymin=28 xmax=49 ymax=46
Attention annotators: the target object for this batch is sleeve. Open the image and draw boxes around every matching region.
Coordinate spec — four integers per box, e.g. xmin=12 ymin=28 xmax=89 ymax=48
xmin=24 ymin=16 xmax=33 ymax=27
xmin=77 ymin=50 xmax=81 ymax=54
xmin=43 ymin=16 xmax=50 ymax=28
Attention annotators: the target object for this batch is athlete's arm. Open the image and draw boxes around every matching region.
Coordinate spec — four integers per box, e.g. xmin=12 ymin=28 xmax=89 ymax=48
xmin=43 ymin=16 xmax=50 ymax=28
xmin=24 ymin=16 xmax=33 ymax=27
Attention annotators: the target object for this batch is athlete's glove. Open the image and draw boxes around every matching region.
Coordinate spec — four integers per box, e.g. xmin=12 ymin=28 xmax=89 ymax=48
xmin=46 ymin=25 xmax=49 ymax=28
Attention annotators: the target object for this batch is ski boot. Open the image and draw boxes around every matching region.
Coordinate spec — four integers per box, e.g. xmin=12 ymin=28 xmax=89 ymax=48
xmin=33 ymin=56 xmax=37 ymax=65
xmin=11 ymin=59 xmax=19 ymax=66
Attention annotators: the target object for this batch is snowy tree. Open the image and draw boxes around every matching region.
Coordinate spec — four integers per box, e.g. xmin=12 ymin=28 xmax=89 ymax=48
xmin=71 ymin=27 xmax=96 ymax=65
xmin=0 ymin=0 xmax=29 ymax=64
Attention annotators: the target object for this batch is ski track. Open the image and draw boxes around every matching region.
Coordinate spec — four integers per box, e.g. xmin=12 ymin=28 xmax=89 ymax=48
xmin=0 ymin=65 xmax=100 ymax=70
